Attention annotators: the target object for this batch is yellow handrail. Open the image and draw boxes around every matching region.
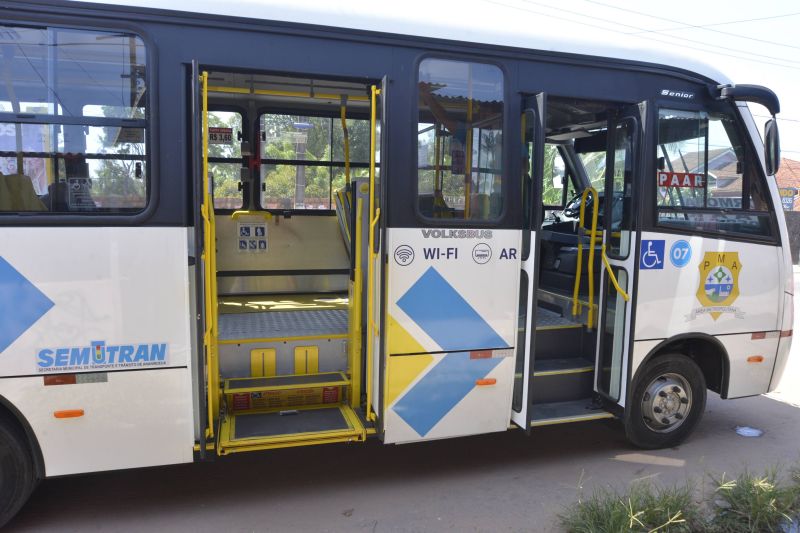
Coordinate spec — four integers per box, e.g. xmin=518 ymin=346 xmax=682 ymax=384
xmin=207 ymin=85 xmax=369 ymax=102
xmin=231 ymin=210 xmax=273 ymax=221
xmin=601 ymin=244 xmax=630 ymax=302
xmin=572 ymin=187 xmax=599 ymax=329
xmin=200 ymin=71 xmax=219 ymax=440
xmin=365 ymin=85 xmax=380 ymax=422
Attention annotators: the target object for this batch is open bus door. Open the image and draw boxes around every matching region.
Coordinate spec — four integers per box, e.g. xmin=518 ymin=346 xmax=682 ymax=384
xmin=594 ymin=104 xmax=641 ymax=407
xmin=511 ymin=93 xmax=546 ymax=431
xmin=191 ymin=62 xmax=219 ymax=453
xmin=380 ymin=62 xmax=520 ymax=444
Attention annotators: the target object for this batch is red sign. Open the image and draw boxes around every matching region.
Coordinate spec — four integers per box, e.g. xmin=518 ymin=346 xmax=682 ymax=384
xmin=208 ymin=127 xmax=233 ymax=145
xmin=232 ymin=393 xmax=251 ymax=411
xmin=322 ymin=387 xmax=339 ymax=404
xmin=658 ymin=172 xmax=705 ymax=188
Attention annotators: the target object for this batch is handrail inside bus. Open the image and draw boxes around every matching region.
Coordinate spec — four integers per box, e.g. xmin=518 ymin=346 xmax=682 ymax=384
xmin=207 ymin=85 xmax=369 ymax=102
xmin=230 ymin=210 xmax=273 ymax=221
xmin=365 ymin=85 xmax=380 ymax=423
xmin=572 ymin=187 xmax=598 ymax=328
xmin=601 ymin=244 xmax=630 ymax=302
xmin=200 ymin=70 xmax=220 ymax=441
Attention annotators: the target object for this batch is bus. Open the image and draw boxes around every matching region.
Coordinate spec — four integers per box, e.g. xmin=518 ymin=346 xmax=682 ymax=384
xmin=0 ymin=0 xmax=794 ymax=524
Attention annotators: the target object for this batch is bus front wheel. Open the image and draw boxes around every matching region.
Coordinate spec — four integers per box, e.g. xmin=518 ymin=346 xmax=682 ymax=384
xmin=0 ymin=415 xmax=36 ymax=528
xmin=625 ymin=354 xmax=706 ymax=449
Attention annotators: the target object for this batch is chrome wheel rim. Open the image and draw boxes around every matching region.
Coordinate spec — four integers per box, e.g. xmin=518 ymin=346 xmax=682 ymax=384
xmin=641 ymin=373 xmax=692 ymax=433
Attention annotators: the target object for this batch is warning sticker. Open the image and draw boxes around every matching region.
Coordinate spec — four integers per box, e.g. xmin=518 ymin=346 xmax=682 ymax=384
xmin=228 ymin=386 xmax=341 ymax=412
xmin=658 ymin=172 xmax=705 ymax=188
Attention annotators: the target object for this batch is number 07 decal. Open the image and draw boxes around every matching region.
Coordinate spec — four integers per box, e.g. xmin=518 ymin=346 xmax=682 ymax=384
xmin=670 ymin=240 xmax=692 ymax=268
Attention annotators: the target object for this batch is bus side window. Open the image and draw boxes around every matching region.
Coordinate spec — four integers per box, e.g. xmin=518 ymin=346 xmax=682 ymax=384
xmin=0 ymin=24 xmax=148 ymax=215
xmin=416 ymin=58 xmax=505 ymax=222
xmin=208 ymin=111 xmax=244 ymax=210
xmin=655 ymin=108 xmax=773 ymax=238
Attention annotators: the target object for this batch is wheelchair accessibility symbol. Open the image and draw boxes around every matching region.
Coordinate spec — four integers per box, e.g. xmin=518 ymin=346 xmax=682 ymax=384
xmin=640 ymin=240 xmax=665 ymax=270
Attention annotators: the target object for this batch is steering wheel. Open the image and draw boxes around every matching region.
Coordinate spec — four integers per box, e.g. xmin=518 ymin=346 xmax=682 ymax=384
xmin=563 ymin=191 xmax=594 ymax=219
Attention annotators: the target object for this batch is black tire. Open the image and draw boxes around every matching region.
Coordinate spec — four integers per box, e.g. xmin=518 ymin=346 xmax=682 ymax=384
xmin=0 ymin=416 xmax=36 ymax=528
xmin=625 ymin=354 xmax=706 ymax=449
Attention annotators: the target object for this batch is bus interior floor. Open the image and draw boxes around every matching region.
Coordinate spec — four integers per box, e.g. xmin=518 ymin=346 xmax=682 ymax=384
xmin=218 ymin=293 xmax=349 ymax=314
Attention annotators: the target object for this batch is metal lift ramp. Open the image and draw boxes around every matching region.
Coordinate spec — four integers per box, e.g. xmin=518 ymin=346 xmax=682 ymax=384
xmin=219 ymin=372 xmax=365 ymax=453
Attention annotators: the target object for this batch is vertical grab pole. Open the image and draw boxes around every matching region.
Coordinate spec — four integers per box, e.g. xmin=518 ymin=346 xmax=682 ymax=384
xmin=365 ymin=85 xmax=380 ymax=421
xmin=572 ymin=189 xmax=587 ymax=317
xmin=571 ymin=187 xmax=598 ymax=328
xmin=586 ymin=187 xmax=599 ymax=329
xmin=200 ymin=71 xmax=219 ymax=439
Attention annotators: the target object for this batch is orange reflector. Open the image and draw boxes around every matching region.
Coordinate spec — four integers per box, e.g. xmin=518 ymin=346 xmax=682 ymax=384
xmin=751 ymin=332 xmax=767 ymax=340
xmin=470 ymin=350 xmax=492 ymax=360
xmin=54 ymin=409 xmax=84 ymax=419
xmin=475 ymin=378 xmax=497 ymax=386
xmin=747 ymin=356 xmax=764 ymax=363
xmin=781 ymin=329 xmax=793 ymax=338
xmin=44 ymin=374 xmax=77 ymax=386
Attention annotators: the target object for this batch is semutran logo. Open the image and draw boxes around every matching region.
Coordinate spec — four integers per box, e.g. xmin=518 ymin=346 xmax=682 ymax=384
xmin=37 ymin=340 xmax=169 ymax=373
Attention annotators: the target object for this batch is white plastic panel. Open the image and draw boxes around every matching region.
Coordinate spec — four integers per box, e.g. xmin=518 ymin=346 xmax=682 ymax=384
xmin=720 ymin=333 xmax=779 ymax=398
xmin=0 ymin=368 xmax=194 ymax=476
xmin=635 ymin=232 xmax=781 ymax=339
xmin=0 ymin=227 xmax=192 ymax=376
xmin=0 ymin=227 xmax=195 ymax=475
xmin=383 ymin=228 xmax=521 ymax=443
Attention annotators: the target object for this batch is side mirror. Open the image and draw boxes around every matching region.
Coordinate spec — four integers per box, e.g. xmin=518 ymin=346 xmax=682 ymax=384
xmin=764 ymin=119 xmax=780 ymax=176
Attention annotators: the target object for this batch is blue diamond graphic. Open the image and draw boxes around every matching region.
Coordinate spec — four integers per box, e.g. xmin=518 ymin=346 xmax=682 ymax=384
xmin=0 ymin=257 xmax=54 ymax=353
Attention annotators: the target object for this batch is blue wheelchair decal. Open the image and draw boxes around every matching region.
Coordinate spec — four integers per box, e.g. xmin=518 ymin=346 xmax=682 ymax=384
xmin=640 ymin=240 xmax=665 ymax=270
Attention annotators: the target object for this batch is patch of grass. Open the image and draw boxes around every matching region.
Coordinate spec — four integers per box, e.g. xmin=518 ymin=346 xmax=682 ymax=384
xmin=710 ymin=468 xmax=800 ymax=533
xmin=559 ymin=466 xmax=800 ymax=532
xmin=559 ymin=482 xmax=702 ymax=533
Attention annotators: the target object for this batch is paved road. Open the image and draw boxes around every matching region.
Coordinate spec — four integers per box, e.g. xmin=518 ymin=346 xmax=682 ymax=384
xmin=9 ymin=274 xmax=800 ymax=532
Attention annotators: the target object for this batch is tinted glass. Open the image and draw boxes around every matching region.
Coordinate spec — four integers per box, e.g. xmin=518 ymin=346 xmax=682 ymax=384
xmin=417 ymin=59 xmax=504 ymax=221
xmin=0 ymin=25 xmax=148 ymax=214
xmin=656 ymin=109 xmax=772 ymax=237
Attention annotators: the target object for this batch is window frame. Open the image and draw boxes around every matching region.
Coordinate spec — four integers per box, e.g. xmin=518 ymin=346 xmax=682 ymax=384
xmin=208 ymin=105 xmax=248 ymax=213
xmin=650 ymin=101 xmax=780 ymax=245
xmin=255 ymin=107 xmax=371 ymax=215
xmin=0 ymin=19 xmax=157 ymax=225
xmin=412 ymin=53 xmax=510 ymax=227
xmin=541 ymin=144 xmax=578 ymax=211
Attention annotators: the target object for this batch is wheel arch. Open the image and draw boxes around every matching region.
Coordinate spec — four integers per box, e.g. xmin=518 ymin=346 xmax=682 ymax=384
xmin=0 ymin=394 xmax=45 ymax=479
xmin=633 ymin=333 xmax=730 ymax=399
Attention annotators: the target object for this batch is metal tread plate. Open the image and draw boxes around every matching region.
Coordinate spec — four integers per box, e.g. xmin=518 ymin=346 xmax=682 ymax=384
xmin=538 ymin=288 xmax=594 ymax=307
xmin=531 ymin=398 xmax=614 ymax=426
xmin=233 ymin=407 xmax=352 ymax=440
xmin=218 ymin=309 xmax=348 ymax=341
xmin=218 ymin=405 xmax=367 ymax=454
xmin=533 ymin=357 xmax=594 ymax=376
xmin=535 ymin=307 xmax=582 ymax=330
xmin=225 ymin=372 xmax=348 ymax=392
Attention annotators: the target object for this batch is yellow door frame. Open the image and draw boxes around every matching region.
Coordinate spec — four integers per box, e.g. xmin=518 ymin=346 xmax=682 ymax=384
xmin=200 ymin=71 xmax=221 ymax=439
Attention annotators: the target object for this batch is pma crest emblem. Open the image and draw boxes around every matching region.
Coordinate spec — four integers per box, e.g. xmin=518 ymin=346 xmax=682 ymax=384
xmin=694 ymin=252 xmax=742 ymax=321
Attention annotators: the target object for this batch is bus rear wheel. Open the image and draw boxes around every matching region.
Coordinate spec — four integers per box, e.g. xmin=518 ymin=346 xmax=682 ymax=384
xmin=0 ymin=416 xmax=36 ymax=528
xmin=625 ymin=354 xmax=706 ymax=449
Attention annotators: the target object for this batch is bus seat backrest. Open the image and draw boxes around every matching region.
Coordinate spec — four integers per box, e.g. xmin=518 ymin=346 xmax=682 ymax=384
xmin=0 ymin=173 xmax=47 ymax=212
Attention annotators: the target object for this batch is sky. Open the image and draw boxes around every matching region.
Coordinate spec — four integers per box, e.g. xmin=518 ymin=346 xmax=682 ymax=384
xmin=483 ymin=0 xmax=800 ymax=158
xmin=95 ymin=0 xmax=800 ymax=157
